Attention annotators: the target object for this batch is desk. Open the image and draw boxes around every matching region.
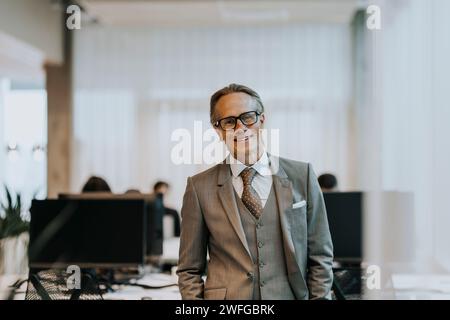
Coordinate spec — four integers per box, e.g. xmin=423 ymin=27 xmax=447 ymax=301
xmin=104 ymin=273 xmax=181 ymax=300
xmin=0 ymin=272 xmax=181 ymax=300
xmin=161 ymin=237 xmax=180 ymax=266
xmin=0 ymin=237 xmax=182 ymax=300
xmin=391 ymin=273 xmax=450 ymax=300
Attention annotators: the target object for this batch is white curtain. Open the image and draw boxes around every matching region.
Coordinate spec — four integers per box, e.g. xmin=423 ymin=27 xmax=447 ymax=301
xmin=357 ymin=0 xmax=450 ymax=284
xmin=0 ymin=80 xmax=5 ymax=199
xmin=72 ymin=23 xmax=353 ymax=210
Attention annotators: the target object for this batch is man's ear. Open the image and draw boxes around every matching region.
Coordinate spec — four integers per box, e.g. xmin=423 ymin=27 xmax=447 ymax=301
xmin=259 ymin=113 xmax=266 ymax=126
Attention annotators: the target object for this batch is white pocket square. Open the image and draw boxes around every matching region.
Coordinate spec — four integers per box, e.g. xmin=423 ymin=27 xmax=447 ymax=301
xmin=292 ymin=200 xmax=306 ymax=209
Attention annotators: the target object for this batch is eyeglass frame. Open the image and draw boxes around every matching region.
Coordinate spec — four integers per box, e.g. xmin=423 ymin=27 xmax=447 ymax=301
xmin=213 ymin=110 xmax=263 ymax=131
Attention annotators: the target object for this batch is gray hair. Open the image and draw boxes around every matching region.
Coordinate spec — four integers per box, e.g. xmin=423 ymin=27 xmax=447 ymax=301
xmin=210 ymin=83 xmax=264 ymax=124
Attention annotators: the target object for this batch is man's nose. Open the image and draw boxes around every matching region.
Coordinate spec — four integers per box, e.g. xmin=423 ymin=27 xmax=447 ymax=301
xmin=235 ymin=119 xmax=247 ymax=131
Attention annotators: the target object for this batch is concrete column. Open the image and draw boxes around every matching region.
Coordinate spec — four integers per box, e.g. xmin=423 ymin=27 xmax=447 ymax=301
xmin=46 ymin=64 xmax=72 ymax=198
xmin=46 ymin=6 xmax=72 ymax=198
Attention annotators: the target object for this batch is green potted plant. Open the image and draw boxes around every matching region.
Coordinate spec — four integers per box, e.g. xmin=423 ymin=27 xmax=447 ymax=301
xmin=0 ymin=186 xmax=30 ymax=275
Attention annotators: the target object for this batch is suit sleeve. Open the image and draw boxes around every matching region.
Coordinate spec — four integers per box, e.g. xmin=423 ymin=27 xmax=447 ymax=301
xmin=176 ymin=176 xmax=209 ymax=299
xmin=306 ymin=163 xmax=334 ymax=299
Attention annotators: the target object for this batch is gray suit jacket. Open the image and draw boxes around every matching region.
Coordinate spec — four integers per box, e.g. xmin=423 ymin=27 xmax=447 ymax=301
xmin=177 ymin=155 xmax=334 ymax=300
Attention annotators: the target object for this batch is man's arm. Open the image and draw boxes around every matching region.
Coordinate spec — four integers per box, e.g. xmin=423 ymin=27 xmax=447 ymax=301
xmin=176 ymin=177 xmax=209 ymax=299
xmin=306 ymin=163 xmax=334 ymax=299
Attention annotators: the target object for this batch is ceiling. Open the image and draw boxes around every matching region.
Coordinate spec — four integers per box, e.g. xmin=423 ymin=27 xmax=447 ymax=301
xmin=0 ymin=31 xmax=45 ymax=83
xmin=79 ymin=0 xmax=360 ymax=27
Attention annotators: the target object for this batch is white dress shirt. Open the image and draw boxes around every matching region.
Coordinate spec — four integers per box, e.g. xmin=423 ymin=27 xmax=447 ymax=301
xmin=229 ymin=152 xmax=274 ymax=208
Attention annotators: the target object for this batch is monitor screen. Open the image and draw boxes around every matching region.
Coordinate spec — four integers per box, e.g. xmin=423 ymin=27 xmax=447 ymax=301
xmin=58 ymin=193 xmax=164 ymax=256
xmin=29 ymin=199 xmax=147 ymax=268
xmin=323 ymin=192 xmax=363 ymax=263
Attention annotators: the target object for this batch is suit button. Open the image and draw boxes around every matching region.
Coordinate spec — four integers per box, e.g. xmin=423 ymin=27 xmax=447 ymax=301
xmin=260 ymin=280 xmax=266 ymax=287
xmin=247 ymin=272 xmax=254 ymax=280
xmin=259 ymin=261 xmax=265 ymax=268
xmin=258 ymin=241 xmax=264 ymax=248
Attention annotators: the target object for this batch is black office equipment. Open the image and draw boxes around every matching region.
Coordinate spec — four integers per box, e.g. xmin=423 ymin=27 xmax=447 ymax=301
xmin=29 ymin=199 xmax=147 ymax=268
xmin=25 ymin=269 xmax=103 ymax=300
xmin=323 ymin=192 xmax=363 ymax=264
xmin=324 ymin=192 xmax=364 ymax=299
xmin=145 ymin=195 xmax=164 ymax=256
xmin=57 ymin=193 xmax=164 ymax=257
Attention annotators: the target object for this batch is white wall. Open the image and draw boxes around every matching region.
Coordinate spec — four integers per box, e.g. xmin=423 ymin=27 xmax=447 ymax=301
xmin=357 ymin=0 xmax=450 ymax=284
xmin=426 ymin=0 xmax=450 ymax=272
xmin=0 ymin=80 xmax=6 ymax=201
xmin=0 ymin=80 xmax=47 ymax=210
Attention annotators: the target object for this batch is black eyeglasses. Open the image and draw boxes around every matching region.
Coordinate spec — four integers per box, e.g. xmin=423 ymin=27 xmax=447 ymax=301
xmin=214 ymin=111 xmax=262 ymax=130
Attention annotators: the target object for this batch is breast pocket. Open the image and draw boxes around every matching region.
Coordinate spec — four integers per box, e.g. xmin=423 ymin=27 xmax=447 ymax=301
xmin=289 ymin=205 xmax=307 ymax=243
xmin=292 ymin=200 xmax=306 ymax=209
xmin=204 ymin=287 xmax=227 ymax=300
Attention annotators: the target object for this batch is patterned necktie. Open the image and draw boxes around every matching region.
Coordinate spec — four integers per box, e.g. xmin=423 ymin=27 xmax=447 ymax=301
xmin=240 ymin=167 xmax=263 ymax=219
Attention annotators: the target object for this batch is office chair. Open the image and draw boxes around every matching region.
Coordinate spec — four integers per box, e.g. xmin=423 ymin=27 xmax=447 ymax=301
xmin=332 ymin=268 xmax=363 ymax=300
xmin=25 ymin=268 xmax=103 ymax=300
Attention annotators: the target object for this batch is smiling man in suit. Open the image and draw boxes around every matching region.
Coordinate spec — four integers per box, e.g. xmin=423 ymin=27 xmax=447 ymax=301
xmin=177 ymin=84 xmax=333 ymax=300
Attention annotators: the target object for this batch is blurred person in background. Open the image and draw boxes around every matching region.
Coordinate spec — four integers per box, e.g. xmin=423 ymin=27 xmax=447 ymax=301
xmin=318 ymin=174 xmax=338 ymax=192
xmin=153 ymin=181 xmax=180 ymax=237
xmin=81 ymin=176 xmax=112 ymax=193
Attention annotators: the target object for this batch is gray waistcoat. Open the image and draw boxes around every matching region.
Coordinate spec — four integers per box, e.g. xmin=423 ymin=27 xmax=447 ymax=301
xmin=235 ymin=185 xmax=295 ymax=300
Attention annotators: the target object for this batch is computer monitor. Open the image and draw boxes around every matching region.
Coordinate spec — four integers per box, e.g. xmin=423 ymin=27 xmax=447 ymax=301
xmin=323 ymin=192 xmax=363 ymax=264
xmin=29 ymin=199 xmax=147 ymax=268
xmin=144 ymin=194 xmax=164 ymax=256
xmin=58 ymin=193 xmax=164 ymax=256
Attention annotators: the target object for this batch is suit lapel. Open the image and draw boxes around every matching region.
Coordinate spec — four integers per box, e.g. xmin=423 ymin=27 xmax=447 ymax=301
xmin=271 ymin=158 xmax=301 ymax=275
xmin=217 ymin=163 xmax=253 ymax=260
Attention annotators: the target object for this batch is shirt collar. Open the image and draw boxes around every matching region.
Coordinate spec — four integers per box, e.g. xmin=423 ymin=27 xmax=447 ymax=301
xmin=230 ymin=152 xmax=272 ymax=178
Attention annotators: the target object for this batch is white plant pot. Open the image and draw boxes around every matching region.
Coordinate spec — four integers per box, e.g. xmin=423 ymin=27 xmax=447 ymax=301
xmin=0 ymin=232 xmax=29 ymax=276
